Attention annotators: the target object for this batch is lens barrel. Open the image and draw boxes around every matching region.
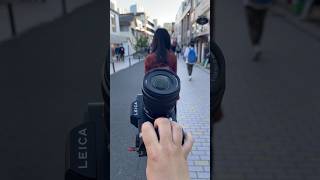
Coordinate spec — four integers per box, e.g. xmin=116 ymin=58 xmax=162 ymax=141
xmin=142 ymin=68 xmax=180 ymax=118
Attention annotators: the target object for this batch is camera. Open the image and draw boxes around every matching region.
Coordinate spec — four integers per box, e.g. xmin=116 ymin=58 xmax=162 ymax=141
xmin=64 ymin=41 xmax=225 ymax=179
xmin=130 ymin=68 xmax=181 ymax=156
xmin=65 ymin=61 xmax=109 ymax=180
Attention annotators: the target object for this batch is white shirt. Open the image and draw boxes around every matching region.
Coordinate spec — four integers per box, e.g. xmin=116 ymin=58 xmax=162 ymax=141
xmin=184 ymin=47 xmax=190 ymax=59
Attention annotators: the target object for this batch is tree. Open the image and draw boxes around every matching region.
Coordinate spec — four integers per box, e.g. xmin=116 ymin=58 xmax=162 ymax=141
xmin=135 ymin=36 xmax=148 ymax=51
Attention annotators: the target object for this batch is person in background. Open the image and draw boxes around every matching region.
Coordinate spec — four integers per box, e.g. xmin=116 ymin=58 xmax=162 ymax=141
xmin=181 ymin=45 xmax=185 ymax=59
xmin=171 ymin=40 xmax=177 ymax=54
xmin=119 ymin=46 xmax=125 ymax=62
xmin=184 ymin=42 xmax=197 ymax=81
xmin=147 ymin=45 xmax=151 ymax=54
xmin=244 ymin=0 xmax=272 ymax=61
xmin=144 ymin=28 xmax=177 ymax=74
xmin=176 ymin=44 xmax=181 ymax=59
xmin=115 ymin=46 xmax=120 ymax=62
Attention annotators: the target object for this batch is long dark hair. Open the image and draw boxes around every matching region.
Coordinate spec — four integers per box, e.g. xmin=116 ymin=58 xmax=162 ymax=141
xmin=151 ymin=28 xmax=171 ymax=64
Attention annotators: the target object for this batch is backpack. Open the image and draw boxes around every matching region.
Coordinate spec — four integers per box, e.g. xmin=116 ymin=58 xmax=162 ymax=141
xmin=188 ymin=48 xmax=197 ymax=63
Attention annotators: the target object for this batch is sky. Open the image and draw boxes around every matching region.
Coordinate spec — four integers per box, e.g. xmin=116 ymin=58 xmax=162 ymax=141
xmin=114 ymin=0 xmax=183 ymax=27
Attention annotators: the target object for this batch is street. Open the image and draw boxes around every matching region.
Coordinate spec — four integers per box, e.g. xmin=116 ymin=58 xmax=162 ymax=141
xmin=214 ymin=0 xmax=320 ymax=179
xmin=110 ymin=56 xmax=210 ymax=180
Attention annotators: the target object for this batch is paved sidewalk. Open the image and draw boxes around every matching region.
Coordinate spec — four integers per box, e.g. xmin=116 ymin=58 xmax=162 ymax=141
xmin=110 ymin=56 xmax=144 ymax=75
xmin=177 ymin=57 xmax=210 ymax=180
xmin=110 ymin=57 xmax=210 ymax=180
xmin=215 ymin=0 xmax=320 ymax=179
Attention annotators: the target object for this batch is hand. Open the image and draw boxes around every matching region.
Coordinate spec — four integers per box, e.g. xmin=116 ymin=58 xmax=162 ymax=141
xmin=141 ymin=118 xmax=193 ymax=180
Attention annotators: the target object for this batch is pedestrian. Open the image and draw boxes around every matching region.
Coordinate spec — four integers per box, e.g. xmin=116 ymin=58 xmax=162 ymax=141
xmin=181 ymin=45 xmax=185 ymax=59
xmin=171 ymin=41 xmax=177 ymax=54
xmin=243 ymin=0 xmax=273 ymax=61
xmin=115 ymin=46 xmax=120 ymax=62
xmin=144 ymin=28 xmax=177 ymax=74
xmin=176 ymin=44 xmax=181 ymax=59
xmin=120 ymin=46 xmax=125 ymax=62
xmin=144 ymin=28 xmax=178 ymax=118
xmin=147 ymin=45 xmax=151 ymax=54
xmin=184 ymin=42 xmax=197 ymax=81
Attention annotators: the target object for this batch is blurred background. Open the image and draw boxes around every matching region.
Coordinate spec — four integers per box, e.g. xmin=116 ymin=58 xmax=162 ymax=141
xmin=214 ymin=0 xmax=320 ymax=179
xmin=0 ymin=0 xmax=106 ymax=179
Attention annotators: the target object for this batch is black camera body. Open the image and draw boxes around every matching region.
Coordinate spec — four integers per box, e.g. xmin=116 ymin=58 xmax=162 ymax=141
xmin=130 ymin=68 xmax=180 ymax=156
xmin=130 ymin=94 xmax=177 ymax=156
xmin=65 ymin=60 xmax=109 ymax=180
xmin=65 ymin=103 xmax=108 ymax=180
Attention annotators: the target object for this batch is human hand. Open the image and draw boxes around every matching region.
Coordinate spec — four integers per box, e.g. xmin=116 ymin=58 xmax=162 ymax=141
xmin=141 ymin=118 xmax=193 ymax=180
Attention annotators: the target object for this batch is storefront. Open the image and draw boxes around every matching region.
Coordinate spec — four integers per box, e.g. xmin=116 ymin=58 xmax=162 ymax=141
xmin=192 ymin=0 xmax=210 ymax=67
xmin=194 ymin=34 xmax=209 ymax=65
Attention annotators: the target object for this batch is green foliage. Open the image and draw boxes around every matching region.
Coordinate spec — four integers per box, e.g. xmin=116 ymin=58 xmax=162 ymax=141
xmin=135 ymin=36 xmax=149 ymax=51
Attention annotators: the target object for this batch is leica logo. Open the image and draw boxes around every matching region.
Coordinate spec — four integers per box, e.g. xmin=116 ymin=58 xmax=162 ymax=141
xmin=77 ymin=128 xmax=88 ymax=169
xmin=133 ymin=101 xmax=138 ymax=116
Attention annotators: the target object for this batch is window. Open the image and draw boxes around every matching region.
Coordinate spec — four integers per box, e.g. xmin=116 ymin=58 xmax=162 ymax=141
xmin=187 ymin=15 xmax=190 ymax=30
xmin=111 ymin=14 xmax=117 ymax=32
xmin=120 ymin=26 xmax=129 ymax=32
xmin=110 ymin=2 xmax=115 ymax=10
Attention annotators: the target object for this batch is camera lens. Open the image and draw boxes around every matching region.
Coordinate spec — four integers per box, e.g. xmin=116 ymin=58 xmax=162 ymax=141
xmin=142 ymin=68 xmax=180 ymax=118
xmin=151 ymin=75 xmax=170 ymax=90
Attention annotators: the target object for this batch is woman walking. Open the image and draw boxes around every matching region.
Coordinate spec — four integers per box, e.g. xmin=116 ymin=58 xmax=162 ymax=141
xmin=144 ymin=28 xmax=177 ymax=74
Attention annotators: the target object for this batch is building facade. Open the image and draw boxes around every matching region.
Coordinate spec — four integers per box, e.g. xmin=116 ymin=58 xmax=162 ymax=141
xmin=110 ymin=1 xmax=135 ymax=57
xmin=110 ymin=1 xmax=156 ymax=54
xmin=110 ymin=9 xmax=120 ymax=34
xmin=118 ymin=12 xmax=156 ymax=53
xmin=118 ymin=13 xmax=137 ymax=55
xmin=129 ymin=3 xmax=144 ymax=14
xmin=174 ymin=0 xmax=210 ymax=66
xmin=175 ymin=0 xmax=192 ymax=47
xmin=192 ymin=0 xmax=210 ymax=64
xmin=163 ymin=22 xmax=175 ymax=35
